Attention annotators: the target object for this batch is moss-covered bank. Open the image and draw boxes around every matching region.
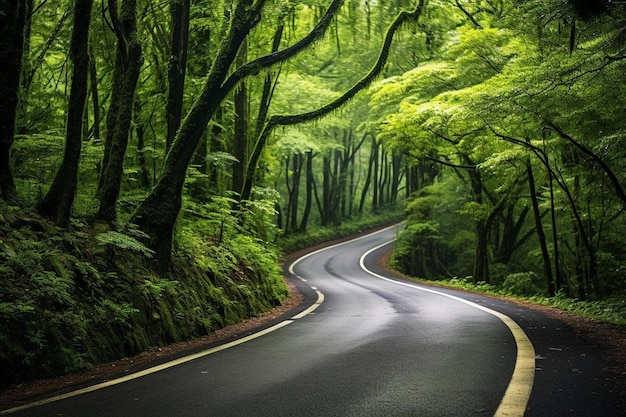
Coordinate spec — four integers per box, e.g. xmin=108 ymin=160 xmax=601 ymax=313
xmin=0 ymin=209 xmax=287 ymax=388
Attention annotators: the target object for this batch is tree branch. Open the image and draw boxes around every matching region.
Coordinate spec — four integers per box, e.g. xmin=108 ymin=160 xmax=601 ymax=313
xmin=544 ymin=118 xmax=626 ymax=209
xmin=222 ymin=0 xmax=344 ymax=94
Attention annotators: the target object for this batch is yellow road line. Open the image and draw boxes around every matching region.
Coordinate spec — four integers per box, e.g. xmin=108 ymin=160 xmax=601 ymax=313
xmin=359 ymin=239 xmax=535 ymax=417
xmin=0 ymin=320 xmax=293 ymax=415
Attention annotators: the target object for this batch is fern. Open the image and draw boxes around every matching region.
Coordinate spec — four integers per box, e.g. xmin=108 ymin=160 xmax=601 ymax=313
xmin=96 ymin=231 xmax=155 ymax=258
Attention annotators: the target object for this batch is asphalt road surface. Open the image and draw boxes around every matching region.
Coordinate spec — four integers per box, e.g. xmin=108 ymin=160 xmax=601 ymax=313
xmin=1 ymin=225 xmax=620 ymax=416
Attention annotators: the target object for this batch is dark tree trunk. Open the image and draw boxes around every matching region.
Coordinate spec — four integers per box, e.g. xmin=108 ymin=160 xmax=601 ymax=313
xmin=96 ymin=0 xmax=143 ymax=223
xmin=37 ymin=0 xmax=94 ymax=226
xmin=232 ymin=42 xmax=248 ymax=196
xmin=89 ymin=43 xmax=101 ymax=141
xmin=546 ymin=156 xmax=562 ymax=293
xmin=359 ymin=136 xmax=376 ymax=213
xmin=134 ymin=97 xmax=151 ymax=189
xmin=468 ymin=167 xmax=489 ymax=284
xmin=299 ymin=151 xmax=314 ymax=232
xmin=0 ymin=0 xmax=27 ymax=203
xmin=390 ymin=151 xmax=402 ymax=204
xmin=16 ymin=0 xmax=33 ymax=135
xmin=377 ymin=148 xmax=389 ymax=207
xmin=166 ymin=0 xmax=190 ymax=151
xmin=321 ymin=154 xmax=331 ymax=226
xmin=240 ymin=23 xmax=284 ymax=202
xmin=527 ymin=159 xmax=555 ymax=296
xmin=372 ymin=139 xmax=379 ymax=211
xmin=288 ymin=153 xmax=302 ymax=232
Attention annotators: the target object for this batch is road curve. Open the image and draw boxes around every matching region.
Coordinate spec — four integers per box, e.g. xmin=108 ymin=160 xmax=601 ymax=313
xmin=2 ymin=225 xmax=617 ymax=416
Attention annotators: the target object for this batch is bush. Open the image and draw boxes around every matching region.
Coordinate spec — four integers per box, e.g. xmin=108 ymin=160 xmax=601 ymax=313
xmin=501 ymin=272 xmax=544 ymax=296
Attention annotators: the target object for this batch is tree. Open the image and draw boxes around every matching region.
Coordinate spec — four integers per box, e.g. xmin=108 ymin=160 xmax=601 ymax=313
xmin=0 ymin=0 xmax=28 ymax=203
xmin=96 ymin=0 xmax=143 ymax=223
xmin=37 ymin=0 xmax=94 ymax=226
xmin=165 ymin=0 xmax=190 ymax=151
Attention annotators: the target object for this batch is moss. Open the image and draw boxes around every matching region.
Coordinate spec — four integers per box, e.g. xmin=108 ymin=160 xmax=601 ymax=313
xmin=0 ymin=211 xmax=289 ymax=388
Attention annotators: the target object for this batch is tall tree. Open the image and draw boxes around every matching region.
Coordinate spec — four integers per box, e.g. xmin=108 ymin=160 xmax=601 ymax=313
xmin=165 ymin=0 xmax=190 ymax=151
xmin=96 ymin=0 xmax=143 ymax=223
xmin=0 ymin=0 xmax=28 ymax=203
xmin=37 ymin=0 xmax=94 ymax=226
xmin=131 ymin=0 xmax=345 ymax=265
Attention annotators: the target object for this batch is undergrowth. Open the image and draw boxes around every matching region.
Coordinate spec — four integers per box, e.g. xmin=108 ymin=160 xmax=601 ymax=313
xmin=0 ymin=201 xmax=287 ymax=388
xmin=277 ymin=207 xmax=405 ymax=253
xmin=405 ymin=275 xmax=626 ymax=325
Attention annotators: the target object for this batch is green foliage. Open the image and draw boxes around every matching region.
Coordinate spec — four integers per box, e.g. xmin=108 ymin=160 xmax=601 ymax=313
xmin=501 ymin=272 xmax=544 ymax=297
xmin=96 ymin=230 xmax=155 ymax=258
xmin=277 ymin=208 xmax=405 ymax=254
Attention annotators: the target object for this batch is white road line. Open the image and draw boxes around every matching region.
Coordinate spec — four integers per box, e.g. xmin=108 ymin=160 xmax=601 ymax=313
xmin=359 ymin=239 xmax=535 ymax=417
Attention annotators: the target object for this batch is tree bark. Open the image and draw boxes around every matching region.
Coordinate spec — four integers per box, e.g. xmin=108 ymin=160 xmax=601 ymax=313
xmin=359 ymin=136 xmax=376 ymax=213
xmin=37 ymin=0 xmax=94 ymax=226
xmin=527 ymin=159 xmax=555 ymax=296
xmin=240 ymin=23 xmax=284 ymax=202
xmin=232 ymin=41 xmax=248 ymax=196
xmin=166 ymin=0 xmax=190 ymax=151
xmin=299 ymin=151 xmax=314 ymax=231
xmin=0 ymin=0 xmax=27 ymax=203
xmin=96 ymin=0 xmax=143 ymax=223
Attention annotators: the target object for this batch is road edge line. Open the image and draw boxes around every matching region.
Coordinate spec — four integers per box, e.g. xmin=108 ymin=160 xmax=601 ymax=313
xmin=359 ymin=239 xmax=535 ymax=417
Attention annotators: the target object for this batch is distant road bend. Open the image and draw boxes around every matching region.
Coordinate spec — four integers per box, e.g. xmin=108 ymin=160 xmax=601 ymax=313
xmin=9 ymin=224 xmax=619 ymax=417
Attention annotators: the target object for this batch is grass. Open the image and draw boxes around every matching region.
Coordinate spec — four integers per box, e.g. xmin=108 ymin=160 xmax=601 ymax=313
xmin=404 ymin=275 xmax=626 ymax=325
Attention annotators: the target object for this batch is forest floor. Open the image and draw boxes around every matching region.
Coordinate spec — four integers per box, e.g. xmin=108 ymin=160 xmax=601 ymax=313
xmin=1 ymin=243 xmax=625 ymax=411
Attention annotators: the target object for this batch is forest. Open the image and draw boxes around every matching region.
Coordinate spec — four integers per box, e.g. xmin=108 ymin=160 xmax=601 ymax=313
xmin=0 ymin=0 xmax=625 ymax=386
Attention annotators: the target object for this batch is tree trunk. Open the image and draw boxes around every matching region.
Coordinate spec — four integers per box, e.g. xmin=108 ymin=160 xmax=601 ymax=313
xmin=390 ymin=151 xmax=402 ymax=204
xmin=134 ymin=97 xmax=151 ymax=189
xmin=232 ymin=41 xmax=248 ymax=196
xmin=546 ymin=155 xmax=562 ymax=293
xmin=89 ymin=42 xmax=101 ymax=141
xmin=527 ymin=159 xmax=555 ymax=296
xmin=468 ymin=167 xmax=489 ymax=283
xmin=96 ymin=0 xmax=143 ymax=223
xmin=288 ymin=153 xmax=302 ymax=232
xmin=359 ymin=136 xmax=376 ymax=213
xmin=166 ymin=0 xmax=190 ymax=151
xmin=299 ymin=151 xmax=314 ymax=232
xmin=321 ymin=154 xmax=331 ymax=226
xmin=372 ymin=139 xmax=379 ymax=211
xmin=37 ymin=0 xmax=94 ymax=226
xmin=240 ymin=23 xmax=284 ymax=202
xmin=0 ymin=0 xmax=27 ymax=203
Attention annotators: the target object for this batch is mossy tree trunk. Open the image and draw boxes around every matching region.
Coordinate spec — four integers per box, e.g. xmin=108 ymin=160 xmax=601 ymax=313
xmin=0 ymin=0 xmax=27 ymax=203
xmin=166 ymin=0 xmax=190 ymax=151
xmin=96 ymin=0 xmax=142 ymax=223
xmin=232 ymin=41 xmax=248 ymax=196
xmin=240 ymin=24 xmax=284 ymax=202
xmin=37 ymin=0 xmax=94 ymax=226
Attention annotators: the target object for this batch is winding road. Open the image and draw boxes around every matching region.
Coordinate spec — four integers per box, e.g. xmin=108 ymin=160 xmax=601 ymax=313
xmin=1 ymin=225 xmax=620 ymax=416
